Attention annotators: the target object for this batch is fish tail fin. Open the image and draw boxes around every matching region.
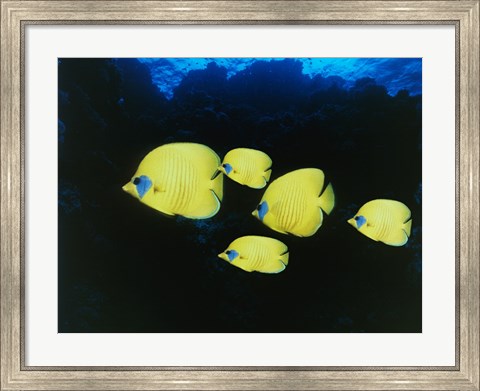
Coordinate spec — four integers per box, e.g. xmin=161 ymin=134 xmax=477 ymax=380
xmin=318 ymin=182 xmax=335 ymax=215
xmin=264 ymin=168 xmax=272 ymax=182
xmin=403 ymin=219 xmax=412 ymax=237
xmin=210 ymin=170 xmax=223 ymax=202
xmin=280 ymin=250 xmax=289 ymax=266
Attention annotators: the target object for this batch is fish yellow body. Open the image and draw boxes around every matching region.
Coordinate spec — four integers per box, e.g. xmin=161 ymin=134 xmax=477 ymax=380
xmin=122 ymin=142 xmax=223 ymax=219
xmin=252 ymin=168 xmax=335 ymax=237
xmin=218 ymin=236 xmax=289 ymax=273
xmin=219 ymin=148 xmax=272 ymax=189
xmin=347 ymin=199 xmax=412 ymax=246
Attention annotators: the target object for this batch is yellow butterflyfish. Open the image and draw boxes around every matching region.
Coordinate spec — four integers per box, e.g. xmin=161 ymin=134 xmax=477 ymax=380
xmin=252 ymin=168 xmax=335 ymax=237
xmin=122 ymin=142 xmax=223 ymax=219
xmin=347 ymin=199 xmax=412 ymax=246
xmin=218 ymin=236 xmax=289 ymax=273
xmin=218 ymin=148 xmax=272 ymax=189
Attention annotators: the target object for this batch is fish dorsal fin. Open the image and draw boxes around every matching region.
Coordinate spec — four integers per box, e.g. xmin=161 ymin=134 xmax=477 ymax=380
xmin=289 ymin=168 xmax=325 ymax=196
xmin=227 ymin=148 xmax=272 ymax=169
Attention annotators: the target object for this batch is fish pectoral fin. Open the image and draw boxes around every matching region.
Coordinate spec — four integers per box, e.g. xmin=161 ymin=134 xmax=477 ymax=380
xmin=153 ymin=185 xmax=165 ymax=193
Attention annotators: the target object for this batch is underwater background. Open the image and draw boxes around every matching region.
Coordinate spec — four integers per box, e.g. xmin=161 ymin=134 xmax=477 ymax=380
xmin=58 ymin=58 xmax=422 ymax=333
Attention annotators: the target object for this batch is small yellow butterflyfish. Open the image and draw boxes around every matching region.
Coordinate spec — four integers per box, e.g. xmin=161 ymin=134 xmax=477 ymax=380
xmin=122 ymin=142 xmax=223 ymax=219
xmin=218 ymin=148 xmax=272 ymax=189
xmin=347 ymin=199 xmax=412 ymax=246
xmin=218 ymin=236 xmax=289 ymax=273
xmin=252 ymin=168 xmax=335 ymax=237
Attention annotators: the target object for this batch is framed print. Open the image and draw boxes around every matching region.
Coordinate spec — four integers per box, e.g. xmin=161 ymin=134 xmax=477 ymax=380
xmin=1 ymin=1 xmax=478 ymax=390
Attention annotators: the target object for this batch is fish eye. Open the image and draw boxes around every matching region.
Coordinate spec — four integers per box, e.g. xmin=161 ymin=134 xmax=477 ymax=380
xmin=222 ymin=164 xmax=227 ymax=168
xmin=133 ymin=177 xmax=141 ymax=185
xmin=354 ymin=216 xmax=359 ymax=221
xmin=225 ymin=250 xmax=231 ymax=255
xmin=257 ymin=204 xmax=262 ymax=210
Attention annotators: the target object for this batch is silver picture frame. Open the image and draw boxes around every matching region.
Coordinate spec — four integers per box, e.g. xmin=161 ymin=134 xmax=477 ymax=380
xmin=1 ymin=1 xmax=478 ymax=390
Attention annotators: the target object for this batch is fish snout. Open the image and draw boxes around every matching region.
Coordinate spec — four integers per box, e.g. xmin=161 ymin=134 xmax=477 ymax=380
xmin=218 ymin=253 xmax=228 ymax=261
xmin=122 ymin=182 xmax=136 ymax=196
xmin=251 ymin=210 xmax=258 ymax=218
xmin=347 ymin=218 xmax=356 ymax=228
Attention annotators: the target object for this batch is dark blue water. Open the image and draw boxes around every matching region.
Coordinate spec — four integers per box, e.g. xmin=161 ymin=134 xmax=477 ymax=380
xmin=58 ymin=58 xmax=421 ymax=333
xmin=140 ymin=58 xmax=422 ymax=98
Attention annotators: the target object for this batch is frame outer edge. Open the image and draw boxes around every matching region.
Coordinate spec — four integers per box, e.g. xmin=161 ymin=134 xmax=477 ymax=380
xmin=459 ymin=0 xmax=480 ymax=387
xmin=1 ymin=1 xmax=479 ymax=390
xmin=0 ymin=1 xmax=476 ymax=21
xmin=0 ymin=0 xmax=9 ymax=384
xmin=4 ymin=2 xmax=23 ymax=391
xmin=1 ymin=3 xmax=18 ymax=391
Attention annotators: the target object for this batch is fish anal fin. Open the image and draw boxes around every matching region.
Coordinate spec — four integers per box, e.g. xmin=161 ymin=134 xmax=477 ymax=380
xmin=181 ymin=189 xmax=221 ymax=219
xmin=259 ymin=259 xmax=287 ymax=274
xmin=382 ymin=229 xmax=409 ymax=247
xmin=211 ymin=188 xmax=222 ymax=205
xmin=250 ymin=176 xmax=268 ymax=189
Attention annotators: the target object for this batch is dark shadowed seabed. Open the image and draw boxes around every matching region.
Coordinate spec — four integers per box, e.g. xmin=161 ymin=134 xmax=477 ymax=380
xmin=58 ymin=58 xmax=422 ymax=333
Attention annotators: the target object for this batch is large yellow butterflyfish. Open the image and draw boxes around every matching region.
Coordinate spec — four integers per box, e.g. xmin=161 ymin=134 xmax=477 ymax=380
xmin=218 ymin=236 xmax=289 ymax=273
xmin=218 ymin=148 xmax=272 ymax=189
xmin=252 ymin=168 xmax=335 ymax=237
xmin=347 ymin=199 xmax=412 ymax=246
xmin=122 ymin=142 xmax=223 ymax=219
